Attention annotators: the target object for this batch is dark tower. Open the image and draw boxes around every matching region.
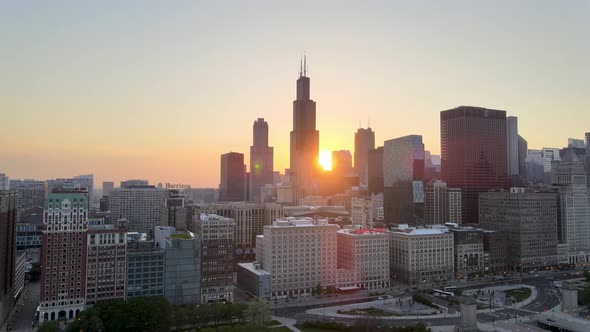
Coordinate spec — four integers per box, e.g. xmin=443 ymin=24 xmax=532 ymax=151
xmin=290 ymin=56 xmax=319 ymax=192
xmin=219 ymin=152 xmax=246 ymax=202
xmin=355 ymin=127 xmax=376 ymax=185
xmin=441 ymin=106 xmax=509 ymax=223
xmin=250 ymin=119 xmax=274 ymax=202
xmin=0 ymin=191 xmax=17 ymax=325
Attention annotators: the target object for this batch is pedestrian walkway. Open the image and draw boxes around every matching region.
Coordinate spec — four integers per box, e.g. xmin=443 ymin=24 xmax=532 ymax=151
xmin=272 ymin=316 xmax=302 ymax=332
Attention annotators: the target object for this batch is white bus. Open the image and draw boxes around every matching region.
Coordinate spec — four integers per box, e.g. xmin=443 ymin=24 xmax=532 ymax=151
xmin=433 ymin=289 xmax=454 ymax=297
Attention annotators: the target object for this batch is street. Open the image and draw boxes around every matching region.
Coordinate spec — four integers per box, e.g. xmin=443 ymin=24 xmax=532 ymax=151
xmin=5 ymin=281 xmax=40 ymax=332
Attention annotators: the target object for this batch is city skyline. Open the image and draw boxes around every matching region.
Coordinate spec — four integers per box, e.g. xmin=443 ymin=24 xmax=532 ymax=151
xmin=2 ymin=1 xmax=590 ymax=187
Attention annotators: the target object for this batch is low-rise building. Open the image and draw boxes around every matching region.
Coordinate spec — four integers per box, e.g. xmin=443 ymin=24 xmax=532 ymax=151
xmin=449 ymin=227 xmax=484 ymax=278
xmin=236 ymin=262 xmax=271 ymax=300
xmin=389 ymin=225 xmax=454 ymax=286
xmin=479 ymin=188 xmax=559 ymax=271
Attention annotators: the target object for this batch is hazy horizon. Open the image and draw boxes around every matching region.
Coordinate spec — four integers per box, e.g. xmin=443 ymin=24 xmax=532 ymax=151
xmin=2 ymin=1 xmax=589 ymax=187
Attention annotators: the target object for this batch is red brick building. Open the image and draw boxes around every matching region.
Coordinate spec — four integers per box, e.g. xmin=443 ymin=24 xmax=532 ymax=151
xmin=39 ymin=191 xmax=88 ymax=323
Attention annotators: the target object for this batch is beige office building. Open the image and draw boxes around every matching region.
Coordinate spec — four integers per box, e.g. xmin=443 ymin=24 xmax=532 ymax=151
xmin=258 ymin=217 xmax=338 ymax=299
xmin=337 ymin=228 xmax=390 ymax=290
xmin=389 ymin=225 xmax=454 ymax=286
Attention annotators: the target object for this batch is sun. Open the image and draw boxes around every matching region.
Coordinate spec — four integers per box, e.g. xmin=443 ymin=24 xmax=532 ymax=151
xmin=319 ymin=151 xmax=332 ymax=171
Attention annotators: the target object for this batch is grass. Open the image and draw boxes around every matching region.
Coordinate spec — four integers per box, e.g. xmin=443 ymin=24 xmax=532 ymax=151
xmin=270 ymin=327 xmax=292 ymax=331
xmin=506 ymin=287 xmax=532 ymax=302
xmin=267 ymin=319 xmax=283 ymax=326
xmin=170 ymin=233 xmax=193 ymax=239
xmin=337 ymin=307 xmax=396 ymax=317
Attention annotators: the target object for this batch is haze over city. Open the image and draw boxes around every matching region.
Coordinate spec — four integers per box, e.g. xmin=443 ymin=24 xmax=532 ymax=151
xmin=2 ymin=0 xmax=589 ymax=187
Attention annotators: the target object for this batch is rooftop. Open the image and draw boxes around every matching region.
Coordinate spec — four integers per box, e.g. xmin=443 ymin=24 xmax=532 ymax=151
xmin=338 ymin=228 xmax=388 ymax=236
xmin=271 ymin=217 xmax=331 ymax=227
xmin=237 ymin=263 xmax=271 ymax=276
xmin=389 ymin=224 xmax=450 ymax=236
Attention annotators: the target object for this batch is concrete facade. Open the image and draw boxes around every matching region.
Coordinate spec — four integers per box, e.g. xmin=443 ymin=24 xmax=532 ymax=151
xmin=389 ymin=225 xmax=454 ymax=285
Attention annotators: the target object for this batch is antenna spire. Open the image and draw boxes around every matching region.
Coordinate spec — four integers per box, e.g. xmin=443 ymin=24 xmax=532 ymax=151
xmin=299 ymin=57 xmax=303 ymax=77
xmin=304 ymin=53 xmax=307 ymax=77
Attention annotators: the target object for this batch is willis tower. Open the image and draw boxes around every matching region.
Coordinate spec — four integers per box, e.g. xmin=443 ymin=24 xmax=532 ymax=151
xmin=290 ymin=56 xmax=319 ymax=192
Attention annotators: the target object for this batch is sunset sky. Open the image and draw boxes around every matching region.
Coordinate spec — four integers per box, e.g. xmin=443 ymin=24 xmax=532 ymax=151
xmin=1 ymin=1 xmax=589 ymax=187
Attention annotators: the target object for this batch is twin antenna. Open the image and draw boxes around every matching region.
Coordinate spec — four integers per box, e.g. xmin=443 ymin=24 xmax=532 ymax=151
xmin=299 ymin=54 xmax=308 ymax=77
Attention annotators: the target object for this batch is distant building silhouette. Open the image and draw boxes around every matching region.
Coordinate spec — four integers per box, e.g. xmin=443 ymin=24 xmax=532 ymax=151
xmin=354 ymin=127 xmax=375 ymax=185
xmin=367 ymin=146 xmax=384 ymax=194
xmin=219 ymin=152 xmax=246 ymax=202
xmin=332 ymin=150 xmax=353 ymax=175
xmin=0 ymin=191 xmax=17 ymax=327
xmin=441 ymin=106 xmax=508 ymax=223
xmin=250 ymin=118 xmax=274 ymax=203
xmin=290 ymin=57 xmax=319 ymax=193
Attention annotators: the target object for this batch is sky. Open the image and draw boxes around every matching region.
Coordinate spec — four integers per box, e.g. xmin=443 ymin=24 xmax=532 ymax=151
xmin=1 ymin=1 xmax=589 ymax=187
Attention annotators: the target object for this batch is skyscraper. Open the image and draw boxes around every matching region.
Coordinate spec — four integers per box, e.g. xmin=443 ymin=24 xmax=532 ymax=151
xmin=109 ymin=184 xmax=167 ymax=234
xmin=367 ymin=147 xmax=384 ymax=194
xmin=9 ymin=179 xmax=47 ymax=211
xmin=551 ymin=149 xmax=590 ymax=264
xmin=250 ymin=118 xmax=274 ymax=203
xmin=331 ymin=150 xmax=353 ymax=175
xmin=518 ymin=135 xmax=528 ymax=180
xmin=46 ymin=175 xmax=94 ymax=206
xmin=39 ymin=190 xmax=89 ymax=323
xmin=506 ymin=116 xmax=519 ymax=176
xmin=290 ymin=57 xmax=319 ymax=192
xmin=354 ymin=127 xmax=375 ymax=185
xmin=441 ymin=106 xmax=508 ymax=223
xmin=424 ymin=180 xmax=449 ymax=225
xmin=383 ymin=135 xmax=425 ymax=225
xmin=0 ymin=174 xmax=9 ymax=190
xmin=0 ymin=191 xmax=17 ymax=327
xmin=219 ymin=152 xmax=246 ymax=202
xmin=479 ymin=188 xmax=559 ymax=270
xmin=102 ymin=181 xmax=114 ymax=197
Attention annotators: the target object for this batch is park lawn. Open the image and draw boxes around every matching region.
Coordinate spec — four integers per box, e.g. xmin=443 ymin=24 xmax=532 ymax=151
xmin=267 ymin=319 xmax=283 ymax=326
xmin=270 ymin=327 xmax=292 ymax=331
xmin=506 ymin=287 xmax=532 ymax=302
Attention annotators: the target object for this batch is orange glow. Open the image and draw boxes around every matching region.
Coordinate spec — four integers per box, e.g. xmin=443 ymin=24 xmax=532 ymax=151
xmin=319 ymin=151 xmax=332 ymax=171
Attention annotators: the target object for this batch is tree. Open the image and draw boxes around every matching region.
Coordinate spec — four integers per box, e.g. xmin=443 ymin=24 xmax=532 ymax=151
xmin=245 ymin=299 xmax=271 ymax=328
xmin=72 ymin=296 xmax=171 ymax=332
xmin=65 ymin=307 xmax=102 ymax=332
xmin=37 ymin=321 xmax=59 ymax=332
xmin=313 ymin=283 xmax=322 ymax=296
xmin=172 ymin=306 xmax=188 ymax=330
